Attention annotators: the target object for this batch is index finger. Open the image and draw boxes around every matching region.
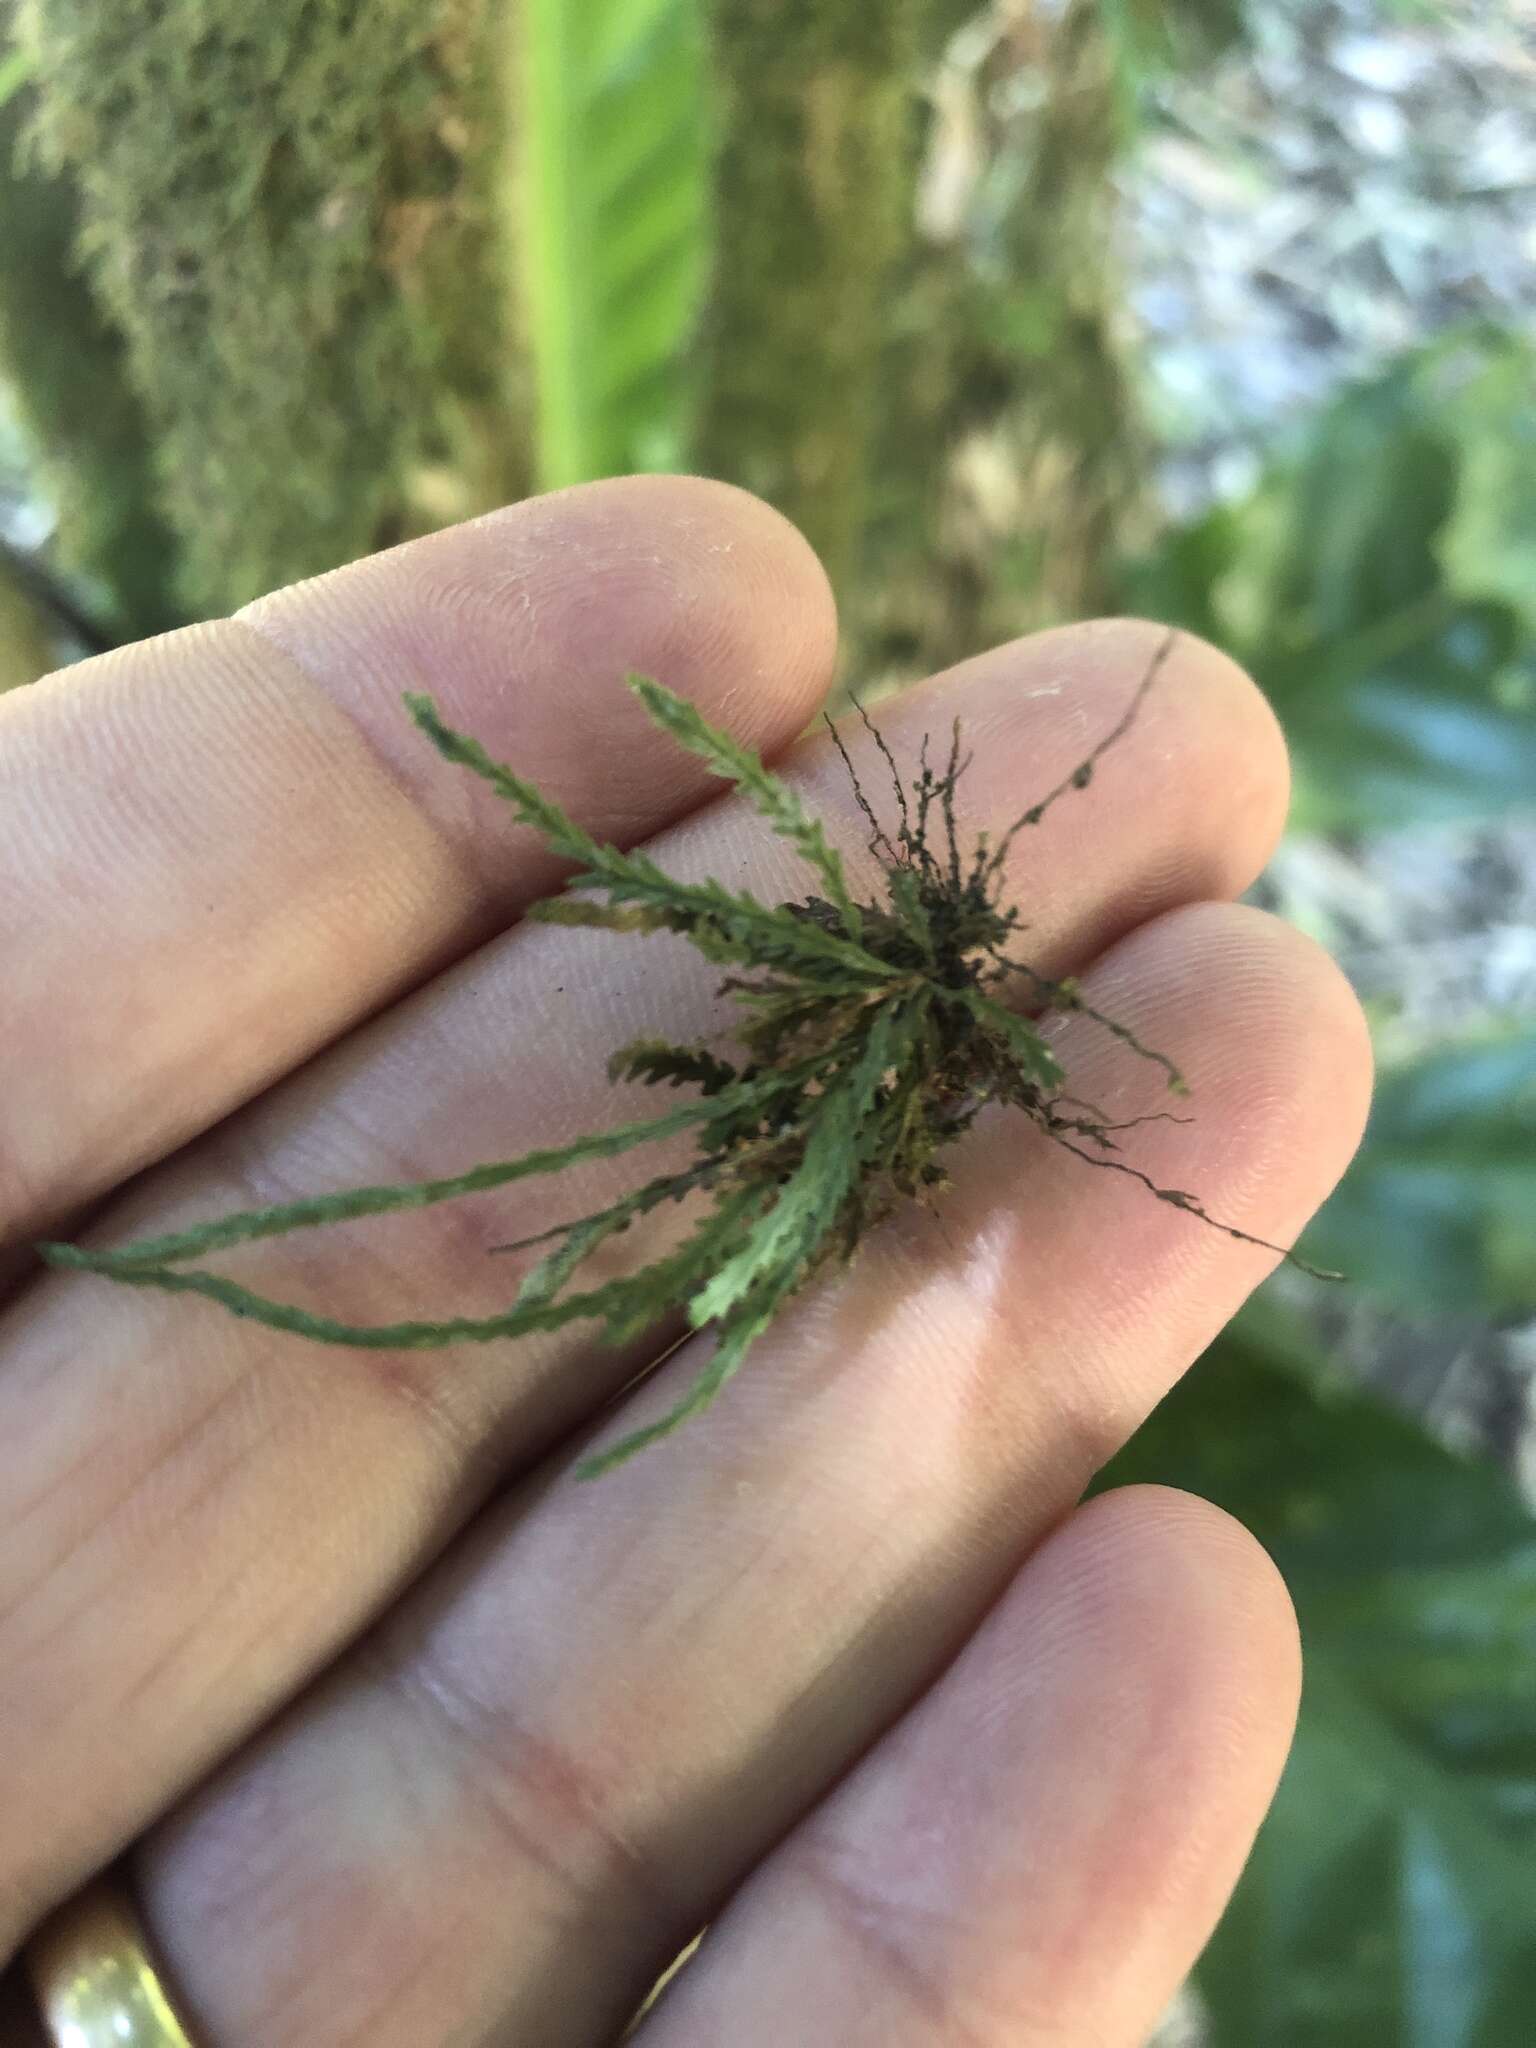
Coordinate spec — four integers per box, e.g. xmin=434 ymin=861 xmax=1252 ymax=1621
xmin=0 ymin=477 xmax=837 ymax=1258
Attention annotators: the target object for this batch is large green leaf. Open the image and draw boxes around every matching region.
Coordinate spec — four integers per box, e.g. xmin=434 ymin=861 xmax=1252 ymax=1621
xmin=1103 ymin=1313 xmax=1536 ymax=2045
xmin=1304 ymin=1031 xmax=1536 ymax=1315
xmin=518 ymin=0 xmax=707 ymax=487
xmin=1124 ymin=333 xmax=1536 ymax=829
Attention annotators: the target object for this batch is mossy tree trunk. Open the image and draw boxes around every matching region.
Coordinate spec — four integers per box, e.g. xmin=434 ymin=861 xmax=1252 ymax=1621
xmin=0 ymin=30 xmax=179 ymax=638
xmin=5 ymin=0 xmax=1150 ymax=664
xmin=692 ymin=0 xmax=924 ymax=611
xmin=14 ymin=0 xmax=531 ymax=619
xmin=994 ymin=0 xmax=1150 ymax=624
xmin=854 ymin=0 xmax=1153 ymax=680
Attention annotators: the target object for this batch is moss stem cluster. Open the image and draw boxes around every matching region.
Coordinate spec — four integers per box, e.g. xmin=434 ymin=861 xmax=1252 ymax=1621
xmin=40 ymin=629 xmax=1337 ymax=1475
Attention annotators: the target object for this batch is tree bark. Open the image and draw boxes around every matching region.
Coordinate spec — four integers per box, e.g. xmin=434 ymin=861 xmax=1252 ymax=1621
xmin=692 ymin=0 xmax=924 ymax=612
xmin=0 ymin=41 xmax=179 ymax=638
xmin=855 ymin=0 xmax=1153 ymax=679
xmin=16 ymin=0 xmax=531 ymax=616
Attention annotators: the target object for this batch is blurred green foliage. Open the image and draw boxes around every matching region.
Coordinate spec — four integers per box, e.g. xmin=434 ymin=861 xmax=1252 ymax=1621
xmin=1106 ymin=1307 xmax=1536 ymax=2043
xmin=0 ymin=542 xmax=52 ymax=688
xmin=0 ymin=40 xmax=178 ymax=636
xmin=1306 ymin=1029 xmax=1536 ymax=1317
xmin=2 ymin=1 xmax=1533 ymax=2038
xmin=1127 ymin=333 xmax=1536 ymax=832
xmin=1121 ymin=315 xmax=1536 ymax=2047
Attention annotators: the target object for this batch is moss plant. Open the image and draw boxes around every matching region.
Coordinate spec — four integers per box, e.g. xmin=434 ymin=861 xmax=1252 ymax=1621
xmin=40 ymin=630 xmax=1335 ymax=1475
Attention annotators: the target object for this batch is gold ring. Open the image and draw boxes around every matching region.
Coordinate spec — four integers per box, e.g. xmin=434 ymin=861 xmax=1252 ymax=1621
xmin=25 ymin=1873 xmax=198 ymax=2047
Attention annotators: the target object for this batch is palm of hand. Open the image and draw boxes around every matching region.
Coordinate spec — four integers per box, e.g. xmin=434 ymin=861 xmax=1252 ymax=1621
xmin=0 ymin=477 xmax=1368 ymax=2046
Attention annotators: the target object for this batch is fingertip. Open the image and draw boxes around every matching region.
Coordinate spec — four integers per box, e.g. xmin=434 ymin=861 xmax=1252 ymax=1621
xmin=1120 ymin=616 xmax=1292 ymax=882
xmin=1260 ymin=906 xmax=1376 ymax=1158
xmin=237 ymin=475 xmax=839 ymax=789
xmin=977 ymin=1482 xmax=1302 ymax=2015
xmin=642 ymin=473 xmax=841 ymax=704
xmin=1068 ymin=1483 xmax=1303 ymax=1743
xmin=1175 ymin=903 xmax=1375 ymax=1192
xmin=640 ymin=1478 xmax=1307 ymax=2046
xmin=1072 ymin=898 xmax=1374 ymax=1232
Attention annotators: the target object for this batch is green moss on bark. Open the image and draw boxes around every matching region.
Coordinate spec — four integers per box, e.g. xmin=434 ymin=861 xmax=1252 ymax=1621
xmin=995 ymin=0 xmax=1150 ymax=623
xmin=17 ymin=0 xmax=529 ymax=615
xmin=0 ymin=54 xmax=180 ymax=638
xmin=855 ymin=0 xmax=1153 ymax=678
xmin=692 ymin=0 xmax=923 ymax=606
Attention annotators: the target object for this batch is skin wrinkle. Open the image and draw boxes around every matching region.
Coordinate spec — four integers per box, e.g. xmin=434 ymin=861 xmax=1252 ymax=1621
xmin=138 ymin=991 xmax=1327 ymax=2048
xmin=698 ymin=910 xmax=1366 ymax=1528
xmin=202 ymin=1100 xmax=506 ymax=1474
xmin=0 ymin=1362 xmax=251 ymax=1646
xmin=14 ymin=889 xmax=1344 ymax=1994
xmin=779 ymin=1844 xmax=999 ymax=2048
xmin=214 ymin=909 xmax=1335 ymax=2031
xmin=86 ymin=624 xmax=1267 ymax=1411
xmin=157 ymin=1803 xmax=399 ymax=2048
xmin=864 ymin=1187 xmax=1119 ymax=1502
xmin=92 ymin=961 xmax=705 ymax=1468
xmin=495 ymin=921 xmax=1343 ymax=1769
xmin=237 ymin=481 xmax=837 ymax=868
xmin=1042 ymin=916 xmax=1369 ymax=1456
xmin=226 ymin=615 xmax=504 ymax=927
xmin=228 ymin=612 xmax=537 ymax=921
xmin=366 ymin=1624 xmax=679 ymax=1976
xmin=0 ymin=633 xmax=459 ymax=1254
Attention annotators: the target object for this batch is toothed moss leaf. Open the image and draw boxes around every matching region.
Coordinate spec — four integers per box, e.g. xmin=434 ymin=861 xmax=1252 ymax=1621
xmin=937 ymin=985 xmax=1065 ymax=1091
xmin=607 ymin=1040 xmax=740 ymax=1093
xmin=626 ymin=673 xmax=863 ymax=935
xmin=687 ymin=1001 xmax=911 ymax=1328
xmin=407 ymin=690 xmax=890 ymax=981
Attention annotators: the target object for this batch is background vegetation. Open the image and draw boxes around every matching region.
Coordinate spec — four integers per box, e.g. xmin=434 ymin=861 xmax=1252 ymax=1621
xmin=2 ymin=0 xmax=1533 ymax=2038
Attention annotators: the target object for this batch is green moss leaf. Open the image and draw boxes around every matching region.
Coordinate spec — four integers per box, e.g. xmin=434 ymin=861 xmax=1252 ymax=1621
xmin=627 ymin=673 xmax=862 ymax=932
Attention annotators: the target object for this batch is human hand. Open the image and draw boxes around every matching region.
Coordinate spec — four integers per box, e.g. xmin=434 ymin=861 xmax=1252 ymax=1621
xmin=0 ymin=478 xmax=1370 ymax=2046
